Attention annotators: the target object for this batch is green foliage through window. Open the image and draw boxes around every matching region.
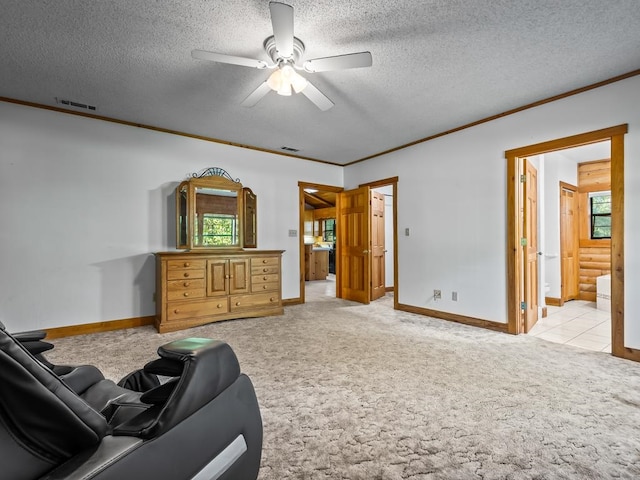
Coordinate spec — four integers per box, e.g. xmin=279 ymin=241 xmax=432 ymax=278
xmin=590 ymin=192 xmax=611 ymax=239
xmin=197 ymin=214 xmax=237 ymax=246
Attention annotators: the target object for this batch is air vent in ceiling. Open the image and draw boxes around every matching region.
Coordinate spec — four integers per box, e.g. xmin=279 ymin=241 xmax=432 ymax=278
xmin=280 ymin=146 xmax=299 ymax=152
xmin=55 ymin=97 xmax=97 ymax=111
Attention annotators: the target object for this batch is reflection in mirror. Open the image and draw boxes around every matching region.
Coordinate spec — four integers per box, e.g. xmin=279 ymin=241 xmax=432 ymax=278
xmin=243 ymin=188 xmax=257 ymax=248
xmin=194 ymin=187 xmax=239 ymax=247
xmin=177 ymin=183 xmax=188 ymax=249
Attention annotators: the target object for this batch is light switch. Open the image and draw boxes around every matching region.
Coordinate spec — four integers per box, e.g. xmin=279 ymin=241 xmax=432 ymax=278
xmin=288 ymin=229 xmax=297 ymax=237
xmin=405 ymin=228 xmax=410 ymax=236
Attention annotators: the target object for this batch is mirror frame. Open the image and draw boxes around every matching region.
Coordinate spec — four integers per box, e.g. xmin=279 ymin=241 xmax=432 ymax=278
xmin=243 ymin=187 xmax=257 ymax=249
xmin=176 ymin=168 xmax=246 ymax=250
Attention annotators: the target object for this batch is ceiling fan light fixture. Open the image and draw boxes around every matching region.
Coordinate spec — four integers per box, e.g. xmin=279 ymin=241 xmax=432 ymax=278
xmin=267 ymin=64 xmax=307 ymax=96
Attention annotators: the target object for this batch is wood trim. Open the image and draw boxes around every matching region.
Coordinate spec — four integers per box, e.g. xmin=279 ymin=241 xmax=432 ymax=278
xmin=545 ymin=297 xmax=563 ymax=307
xmin=359 ymin=177 xmax=399 ymax=308
xmin=505 ymin=125 xmax=628 ymax=159
xmin=44 ymin=316 xmax=155 ymax=339
xmin=620 ymin=346 xmax=640 ymax=362
xmin=298 ymin=181 xmax=344 ymax=304
xmin=506 ymin=124 xmax=629 ymax=360
xmin=397 ymin=303 xmax=509 ymax=333
xmin=282 ymin=298 xmax=302 ymax=306
xmin=0 ymin=96 xmax=341 ymax=167
xmin=610 ymin=133 xmax=625 ymax=358
xmin=359 ymin=176 xmax=399 ymax=189
xmin=385 ymin=286 xmax=394 ymax=292
xmin=6 ymin=71 xmax=639 ymax=169
xmin=349 ymin=70 xmax=640 ymax=166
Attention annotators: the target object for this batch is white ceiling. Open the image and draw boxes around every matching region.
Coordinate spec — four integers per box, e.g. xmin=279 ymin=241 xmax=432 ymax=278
xmin=2 ymin=1 xmax=639 ymax=165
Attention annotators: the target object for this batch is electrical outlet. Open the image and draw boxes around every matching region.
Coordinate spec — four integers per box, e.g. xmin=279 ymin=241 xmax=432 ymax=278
xmin=452 ymin=291 xmax=458 ymax=301
xmin=433 ymin=289 xmax=441 ymax=300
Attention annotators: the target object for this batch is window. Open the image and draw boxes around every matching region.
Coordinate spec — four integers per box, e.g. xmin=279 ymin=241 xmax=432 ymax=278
xmin=590 ymin=191 xmax=611 ymax=239
xmin=198 ymin=214 xmax=237 ymax=246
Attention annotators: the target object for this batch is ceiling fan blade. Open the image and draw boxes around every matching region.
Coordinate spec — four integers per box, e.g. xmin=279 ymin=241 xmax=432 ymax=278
xmin=241 ymin=82 xmax=272 ymax=107
xmin=269 ymin=2 xmax=294 ymax=58
xmin=191 ymin=49 xmax=268 ymax=69
xmin=304 ymin=52 xmax=372 ymax=73
xmin=301 ymin=82 xmax=334 ymax=111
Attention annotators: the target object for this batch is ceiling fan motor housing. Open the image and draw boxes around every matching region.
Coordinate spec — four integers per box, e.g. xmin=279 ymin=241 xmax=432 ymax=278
xmin=264 ymin=35 xmax=305 ymax=66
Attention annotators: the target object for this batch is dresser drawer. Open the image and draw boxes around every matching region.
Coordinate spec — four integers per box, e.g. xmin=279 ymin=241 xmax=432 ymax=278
xmin=230 ymin=292 xmax=280 ymax=311
xmin=250 ymin=257 xmax=278 ymax=275
xmin=251 ymin=281 xmax=279 ymax=293
xmin=252 ymin=273 xmax=279 ymax=284
xmin=166 ymin=299 xmax=229 ymax=321
xmin=167 ymin=279 xmax=205 ymax=301
xmin=167 ymin=268 xmax=205 ymax=281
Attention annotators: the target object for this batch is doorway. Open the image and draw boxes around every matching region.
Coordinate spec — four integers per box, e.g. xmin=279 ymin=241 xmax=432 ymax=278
xmin=505 ymin=124 xmax=631 ymax=360
xmin=524 ymin=144 xmax=612 ymax=352
xmin=298 ymin=178 xmax=398 ymax=305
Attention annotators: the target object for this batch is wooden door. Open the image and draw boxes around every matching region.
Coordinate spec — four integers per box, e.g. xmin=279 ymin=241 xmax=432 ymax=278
xmin=523 ymin=160 xmax=539 ymax=332
xmin=560 ymin=183 xmax=580 ymax=302
xmin=229 ymin=258 xmax=250 ymax=294
xmin=207 ymin=259 xmax=229 ymax=297
xmin=337 ymin=186 xmax=371 ymax=304
xmin=370 ymin=190 xmax=386 ymax=301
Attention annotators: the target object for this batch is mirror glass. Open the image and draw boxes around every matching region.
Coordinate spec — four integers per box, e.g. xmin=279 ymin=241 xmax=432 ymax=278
xmin=243 ymin=188 xmax=257 ymax=248
xmin=177 ymin=184 xmax=188 ymax=248
xmin=194 ymin=187 xmax=239 ymax=247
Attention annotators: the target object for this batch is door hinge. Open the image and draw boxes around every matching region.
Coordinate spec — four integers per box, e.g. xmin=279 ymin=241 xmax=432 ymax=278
xmin=520 ymin=174 xmax=526 ymax=183
xmin=521 ymin=301 xmax=527 ymax=310
xmin=520 ymin=237 xmax=527 ymax=246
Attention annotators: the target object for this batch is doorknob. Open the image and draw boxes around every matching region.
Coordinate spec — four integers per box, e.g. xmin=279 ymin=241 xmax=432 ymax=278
xmin=537 ymin=251 xmax=543 ymax=256
xmin=363 ymin=250 xmax=370 ymax=254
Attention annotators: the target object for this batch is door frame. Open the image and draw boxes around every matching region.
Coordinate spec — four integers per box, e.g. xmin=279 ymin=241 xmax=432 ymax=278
xmin=505 ymin=124 xmax=633 ymax=360
xmin=358 ymin=177 xmax=399 ymax=307
xmin=297 ymin=177 xmax=398 ymax=307
xmin=297 ymin=182 xmax=343 ymax=305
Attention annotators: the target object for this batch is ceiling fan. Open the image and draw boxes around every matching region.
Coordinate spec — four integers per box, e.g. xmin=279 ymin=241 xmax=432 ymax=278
xmin=191 ymin=1 xmax=373 ymax=111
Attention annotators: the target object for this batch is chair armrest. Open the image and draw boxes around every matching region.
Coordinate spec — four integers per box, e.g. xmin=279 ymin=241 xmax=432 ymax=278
xmin=12 ymin=329 xmax=47 ymax=342
xmin=113 ymin=338 xmax=241 ymax=438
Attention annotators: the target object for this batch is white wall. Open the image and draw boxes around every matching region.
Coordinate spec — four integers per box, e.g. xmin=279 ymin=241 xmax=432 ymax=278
xmin=3 ymin=75 xmax=639 ymax=350
xmin=0 ymin=101 xmax=342 ymax=331
xmin=345 ymin=74 xmax=640 ymax=348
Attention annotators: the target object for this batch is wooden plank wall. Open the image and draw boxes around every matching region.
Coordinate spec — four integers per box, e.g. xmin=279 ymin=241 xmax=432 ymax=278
xmin=577 ymin=160 xmax=611 ymax=301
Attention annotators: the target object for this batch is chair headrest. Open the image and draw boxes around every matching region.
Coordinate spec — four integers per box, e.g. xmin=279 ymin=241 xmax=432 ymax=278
xmin=0 ymin=328 xmax=108 ymax=463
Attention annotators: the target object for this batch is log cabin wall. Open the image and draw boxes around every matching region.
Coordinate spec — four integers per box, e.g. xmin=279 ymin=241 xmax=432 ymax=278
xmin=577 ymin=159 xmax=611 ymax=301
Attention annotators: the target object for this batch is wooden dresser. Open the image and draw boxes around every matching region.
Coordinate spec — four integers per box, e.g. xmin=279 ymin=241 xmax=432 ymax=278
xmin=155 ymin=250 xmax=284 ymax=333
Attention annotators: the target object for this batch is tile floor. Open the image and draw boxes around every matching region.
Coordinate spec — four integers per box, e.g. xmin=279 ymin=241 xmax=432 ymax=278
xmin=527 ymin=300 xmax=611 ymax=353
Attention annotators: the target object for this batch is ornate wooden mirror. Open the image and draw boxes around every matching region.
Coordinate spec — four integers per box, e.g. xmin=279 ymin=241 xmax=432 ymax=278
xmin=176 ymin=168 xmax=257 ymax=250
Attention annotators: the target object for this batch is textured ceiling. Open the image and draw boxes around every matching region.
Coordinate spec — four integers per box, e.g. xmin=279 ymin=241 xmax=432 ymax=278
xmin=1 ymin=1 xmax=639 ymax=165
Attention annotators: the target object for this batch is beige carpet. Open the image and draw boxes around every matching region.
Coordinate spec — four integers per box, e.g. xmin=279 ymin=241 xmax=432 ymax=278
xmin=49 ymin=289 xmax=640 ymax=479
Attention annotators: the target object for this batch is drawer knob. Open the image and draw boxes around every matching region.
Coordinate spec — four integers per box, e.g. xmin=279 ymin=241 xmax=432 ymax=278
xmin=263 ymin=268 xmax=268 ymax=272
xmin=262 ymin=259 xmax=268 ymax=264
xmin=236 ymin=302 xmax=241 ymax=306
xmin=262 ymin=285 xmax=267 ymax=290
xmin=183 ymin=272 xmax=190 ymax=278
xmin=183 ymin=292 xmax=189 ymax=297
xmin=263 ymin=276 xmax=268 ymax=281
xmin=183 ymin=282 xmax=190 ymax=287
xmin=184 ymin=262 xmax=190 ymax=267
xmin=173 ymin=309 xmax=180 ymax=314
xmin=270 ymin=297 xmax=275 ymax=302
xmin=217 ymin=304 xmax=223 ymax=308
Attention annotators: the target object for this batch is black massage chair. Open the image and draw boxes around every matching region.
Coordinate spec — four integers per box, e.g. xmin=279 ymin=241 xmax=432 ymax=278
xmin=0 ymin=321 xmax=263 ymax=479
